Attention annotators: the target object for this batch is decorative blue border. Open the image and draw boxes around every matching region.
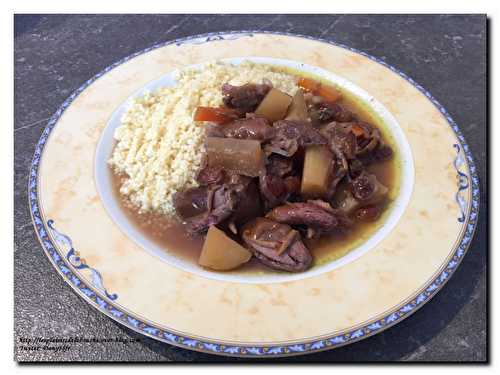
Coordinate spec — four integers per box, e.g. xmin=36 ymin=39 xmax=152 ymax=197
xmin=47 ymin=220 xmax=118 ymax=300
xmin=28 ymin=31 xmax=480 ymax=357
xmin=453 ymin=144 xmax=471 ymax=223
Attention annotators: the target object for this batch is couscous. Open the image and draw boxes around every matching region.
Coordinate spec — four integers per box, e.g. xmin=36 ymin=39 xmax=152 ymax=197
xmin=109 ymin=61 xmax=298 ymax=214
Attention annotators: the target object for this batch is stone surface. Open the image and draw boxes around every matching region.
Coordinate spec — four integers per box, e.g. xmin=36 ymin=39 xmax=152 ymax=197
xmin=14 ymin=14 xmax=487 ymax=362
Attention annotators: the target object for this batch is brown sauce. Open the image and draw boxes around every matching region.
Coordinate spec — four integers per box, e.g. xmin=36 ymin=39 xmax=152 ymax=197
xmin=111 ymin=80 xmax=399 ymax=275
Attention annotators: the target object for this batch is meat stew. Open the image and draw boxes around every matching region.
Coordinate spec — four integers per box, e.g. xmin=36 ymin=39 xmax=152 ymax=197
xmin=112 ymin=72 xmax=399 ymax=274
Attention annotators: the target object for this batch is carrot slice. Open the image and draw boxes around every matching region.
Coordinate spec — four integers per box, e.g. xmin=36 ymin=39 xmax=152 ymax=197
xmin=298 ymin=77 xmax=342 ymax=103
xmin=193 ymin=106 xmax=236 ymax=124
xmin=316 ymin=85 xmax=342 ymax=103
xmin=298 ymin=77 xmax=320 ymax=92
xmin=351 ymin=124 xmax=366 ymax=137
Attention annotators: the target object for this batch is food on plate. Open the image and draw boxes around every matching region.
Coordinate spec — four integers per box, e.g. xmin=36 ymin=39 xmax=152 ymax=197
xmin=298 ymin=77 xmax=342 ymax=103
xmin=301 ymin=145 xmax=333 ymax=198
xmin=199 ymin=226 xmax=252 ymax=271
xmin=255 ymin=88 xmax=293 ymax=122
xmin=285 ymin=89 xmax=309 ymax=122
xmin=109 ymin=61 xmax=396 ymax=273
xmin=109 ymin=62 xmax=297 ymax=215
xmin=205 ymin=137 xmax=265 ymax=177
xmin=242 ymin=218 xmax=311 ymax=272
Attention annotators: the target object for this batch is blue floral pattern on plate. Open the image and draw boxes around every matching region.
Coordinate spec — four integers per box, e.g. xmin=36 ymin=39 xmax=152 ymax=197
xmin=47 ymin=219 xmax=118 ymax=300
xmin=28 ymin=31 xmax=480 ymax=357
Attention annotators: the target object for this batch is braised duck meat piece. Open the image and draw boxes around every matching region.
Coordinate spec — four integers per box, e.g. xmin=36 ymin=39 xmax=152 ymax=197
xmin=320 ymin=121 xmax=392 ymax=161
xmin=225 ymin=172 xmax=253 ymax=188
xmin=204 ymin=123 xmax=226 ymax=138
xmin=359 ymin=143 xmax=394 ymax=165
xmin=283 ymin=175 xmax=301 ymax=194
xmin=274 ymin=120 xmax=328 ymax=147
xmin=259 ymin=173 xmax=288 ymax=209
xmin=266 ymin=154 xmax=294 ymax=177
xmin=223 ymin=172 xmax=261 ymax=227
xmin=309 ymin=199 xmax=353 ymax=229
xmin=354 ymin=205 xmax=382 ymax=221
xmin=337 ymin=121 xmax=392 ymax=161
xmin=242 ymin=218 xmax=312 ymax=272
xmin=196 ymin=156 xmax=225 ymax=186
xmin=189 ymin=163 xmax=260 ymax=232
xmin=325 ymin=142 xmax=349 ymax=198
xmin=353 ymin=122 xmax=382 ymax=156
xmin=350 ymin=171 xmax=388 ymax=204
xmin=265 ymin=200 xmax=351 ymax=233
xmin=264 ymin=120 xmax=327 ymax=157
xmin=373 ymin=144 xmax=393 ymax=161
xmin=173 ymin=186 xmax=209 ymax=219
xmin=184 ymin=185 xmax=237 ymax=234
xmin=311 ymin=101 xmax=354 ymax=123
xmin=347 ymin=159 xmax=364 ymax=180
xmin=259 ymin=155 xmax=299 ymax=209
xmin=222 ymin=82 xmax=272 ymax=113
xmin=320 ymin=122 xmax=357 ymax=160
xmin=230 ymin=180 xmax=263 ymax=227
xmin=220 ymin=117 xmax=275 ymax=141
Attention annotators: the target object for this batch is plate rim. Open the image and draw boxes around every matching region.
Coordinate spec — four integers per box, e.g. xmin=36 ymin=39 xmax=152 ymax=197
xmin=27 ymin=30 xmax=481 ymax=357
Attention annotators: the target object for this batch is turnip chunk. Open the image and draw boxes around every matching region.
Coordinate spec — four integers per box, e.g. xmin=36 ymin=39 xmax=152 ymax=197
xmin=301 ymin=145 xmax=333 ymax=198
xmin=206 ymin=137 xmax=265 ymax=177
xmin=285 ymin=89 xmax=309 ymax=122
xmin=255 ymin=88 xmax=293 ymax=122
xmin=199 ymin=226 xmax=252 ymax=271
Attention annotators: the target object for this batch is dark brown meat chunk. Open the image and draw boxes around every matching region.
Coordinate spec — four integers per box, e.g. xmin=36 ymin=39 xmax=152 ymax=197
xmin=196 ymin=156 xmax=225 ymax=186
xmin=350 ymin=172 xmax=376 ymax=201
xmin=230 ymin=180 xmax=263 ymax=226
xmin=359 ymin=143 xmax=394 ymax=164
xmin=325 ymin=143 xmax=349 ymax=198
xmin=283 ymin=176 xmax=301 ymax=194
xmin=224 ymin=173 xmax=262 ymax=227
xmin=184 ymin=185 xmax=237 ymax=234
xmin=264 ymin=120 xmax=327 ymax=157
xmin=274 ymin=120 xmax=327 ymax=146
xmin=259 ymin=174 xmax=288 ymax=209
xmin=265 ymin=200 xmax=349 ymax=233
xmin=320 ymin=121 xmax=392 ymax=162
xmin=266 ymin=154 xmax=294 ymax=177
xmin=220 ymin=117 xmax=275 ymax=141
xmin=242 ymin=218 xmax=312 ymax=272
xmin=222 ymin=82 xmax=271 ymax=113
xmin=312 ymin=102 xmax=353 ymax=123
xmin=188 ymin=163 xmax=260 ymax=233
xmin=348 ymin=159 xmax=364 ymax=180
xmin=350 ymin=171 xmax=388 ymax=203
xmin=173 ymin=187 xmax=209 ymax=219
xmin=374 ymin=144 xmax=393 ymax=160
xmin=259 ymin=155 xmax=299 ymax=209
xmin=319 ymin=121 xmax=392 ymax=195
xmin=204 ymin=123 xmax=225 ymax=138
xmin=355 ymin=205 xmax=381 ymax=221
xmin=320 ymin=122 xmax=357 ymax=160
xmin=354 ymin=122 xmax=381 ymax=156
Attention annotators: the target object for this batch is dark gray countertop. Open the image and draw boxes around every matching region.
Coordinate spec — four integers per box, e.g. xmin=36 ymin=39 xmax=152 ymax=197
xmin=14 ymin=14 xmax=487 ymax=362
